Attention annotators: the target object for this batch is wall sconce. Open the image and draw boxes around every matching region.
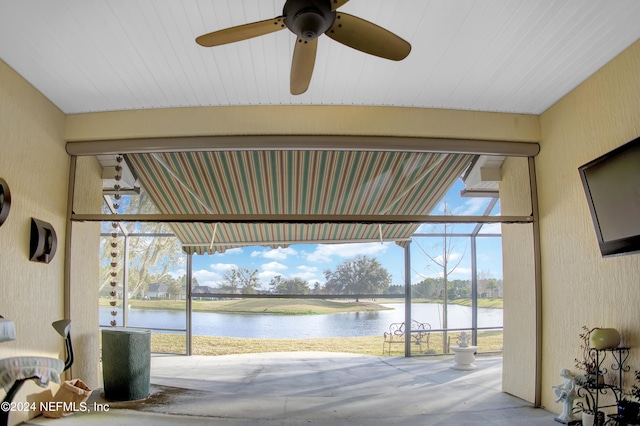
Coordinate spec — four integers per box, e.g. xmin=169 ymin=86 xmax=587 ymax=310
xmin=0 ymin=178 xmax=10 ymax=227
xmin=0 ymin=316 xmax=16 ymax=342
xmin=30 ymin=218 xmax=57 ymax=264
xmin=52 ymin=319 xmax=74 ymax=371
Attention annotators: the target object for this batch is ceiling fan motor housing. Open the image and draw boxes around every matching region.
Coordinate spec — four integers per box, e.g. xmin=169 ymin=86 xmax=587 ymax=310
xmin=283 ymin=0 xmax=336 ymax=41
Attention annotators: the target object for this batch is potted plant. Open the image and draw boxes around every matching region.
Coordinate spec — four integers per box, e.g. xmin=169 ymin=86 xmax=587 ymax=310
xmin=617 ymin=370 xmax=640 ymax=422
xmin=576 ymin=390 xmax=604 ymax=426
xmin=573 ymin=326 xmax=606 ymax=425
xmin=618 ymin=398 xmax=640 ymax=421
xmin=574 ymin=326 xmax=604 ymax=388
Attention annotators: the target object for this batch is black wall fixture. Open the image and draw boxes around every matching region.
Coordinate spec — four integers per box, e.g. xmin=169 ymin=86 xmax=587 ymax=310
xmin=0 ymin=178 xmax=10 ymax=227
xmin=30 ymin=218 xmax=57 ymax=263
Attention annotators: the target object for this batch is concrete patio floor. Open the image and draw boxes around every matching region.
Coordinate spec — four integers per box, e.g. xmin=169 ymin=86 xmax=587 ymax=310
xmin=24 ymin=352 xmax=558 ymax=425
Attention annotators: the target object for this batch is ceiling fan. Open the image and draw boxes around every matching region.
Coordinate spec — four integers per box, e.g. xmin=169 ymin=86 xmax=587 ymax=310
xmin=196 ymin=0 xmax=411 ymax=95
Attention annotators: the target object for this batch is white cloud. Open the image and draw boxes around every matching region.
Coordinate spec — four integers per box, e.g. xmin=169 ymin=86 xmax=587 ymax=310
xmin=457 ymin=198 xmax=488 ymax=216
xmin=305 ymin=242 xmax=391 ymax=262
xmin=261 ymin=261 xmax=288 ymax=271
xmin=413 ymin=272 xmax=428 ymax=282
xmin=291 ymin=265 xmax=320 ymax=281
xmin=209 ymin=262 xmax=237 ymax=271
xmin=430 ymin=252 xmax=462 ymax=265
xmin=421 ymin=267 xmax=472 ymax=280
xmin=193 ymin=269 xmax=223 ymax=286
xmin=193 ymin=270 xmax=221 ymax=280
xmin=168 ymin=270 xmax=185 ymax=279
xmin=447 ymin=267 xmax=472 ymax=279
xmin=479 ymin=223 xmax=502 ymax=234
xmin=258 ymin=270 xmax=280 ymax=283
xmin=292 ymin=271 xmax=320 ymax=280
xmin=309 ymin=279 xmax=323 ymax=286
xmin=251 ymin=247 xmax=298 ymax=260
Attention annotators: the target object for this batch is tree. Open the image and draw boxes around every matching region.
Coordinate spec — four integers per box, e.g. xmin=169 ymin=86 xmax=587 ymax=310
xmin=179 ymin=274 xmax=200 ymax=289
xmin=168 ymin=279 xmax=183 ymax=299
xmin=412 ymin=277 xmax=444 ymax=299
xmin=99 ymin=190 xmax=185 ymax=299
xmin=323 ymin=255 xmax=391 ymax=297
xmin=268 ymin=275 xmax=310 ymax=294
xmin=127 ymin=236 xmax=183 ymax=298
xmin=483 ymin=279 xmax=498 ymax=298
xmin=477 ymin=270 xmax=502 ymax=299
xmin=451 ymin=279 xmax=471 ymax=298
xmin=219 ymin=267 xmax=260 ymax=294
xmin=387 ymin=284 xmax=405 ymax=295
xmin=414 ymin=199 xmax=468 ymax=352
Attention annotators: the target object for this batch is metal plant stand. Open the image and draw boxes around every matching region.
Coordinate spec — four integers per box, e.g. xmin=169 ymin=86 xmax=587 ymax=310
xmin=576 ymin=347 xmax=631 ymax=425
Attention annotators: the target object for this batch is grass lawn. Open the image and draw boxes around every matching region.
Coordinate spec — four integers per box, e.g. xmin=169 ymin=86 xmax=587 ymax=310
xmin=100 ymin=298 xmax=392 ymax=314
xmin=100 ymin=297 xmax=503 ymax=313
xmin=446 ymin=298 xmax=504 ymax=309
xmin=150 ymin=330 xmax=503 ymax=357
xmin=380 ymin=298 xmax=503 ymax=309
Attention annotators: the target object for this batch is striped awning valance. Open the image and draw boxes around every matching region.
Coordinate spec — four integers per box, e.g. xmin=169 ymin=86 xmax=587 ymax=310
xmin=126 ymin=150 xmax=474 ymax=254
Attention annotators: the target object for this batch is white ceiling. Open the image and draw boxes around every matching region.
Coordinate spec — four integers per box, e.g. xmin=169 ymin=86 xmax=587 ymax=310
xmin=0 ymin=0 xmax=639 ymax=115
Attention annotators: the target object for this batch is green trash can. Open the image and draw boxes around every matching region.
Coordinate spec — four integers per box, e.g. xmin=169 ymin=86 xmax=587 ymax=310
xmin=101 ymin=328 xmax=151 ymax=401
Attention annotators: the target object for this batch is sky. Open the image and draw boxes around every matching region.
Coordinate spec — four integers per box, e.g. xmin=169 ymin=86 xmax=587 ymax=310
xmin=189 ymin=179 xmax=504 ymax=290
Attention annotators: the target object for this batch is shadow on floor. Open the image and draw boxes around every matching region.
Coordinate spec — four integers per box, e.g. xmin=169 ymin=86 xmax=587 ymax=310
xmin=24 ymin=352 xmax=556 ymax=425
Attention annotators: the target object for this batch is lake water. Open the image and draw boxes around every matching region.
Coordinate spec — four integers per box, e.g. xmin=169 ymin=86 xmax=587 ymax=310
xmin=100 ymin=303 xmax=502 ymax=338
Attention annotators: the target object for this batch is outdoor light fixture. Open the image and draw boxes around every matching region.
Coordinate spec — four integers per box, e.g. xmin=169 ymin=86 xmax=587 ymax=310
xmin=0 ymin=315 xmax=16 ymax=342
xmin=30 ymin=218 xmax=58 ymax=263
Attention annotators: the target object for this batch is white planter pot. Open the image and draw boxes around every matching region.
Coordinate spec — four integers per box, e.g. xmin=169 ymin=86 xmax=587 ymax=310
xmin=581 ymin=411 xmax=604 ymax=425
xmin=450 ymin=345 xmax=478 ymax=370
xmin=582 ymin=411 xmax=595 ymax=425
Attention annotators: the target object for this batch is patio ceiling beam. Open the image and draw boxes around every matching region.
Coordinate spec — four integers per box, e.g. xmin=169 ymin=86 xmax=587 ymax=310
xmin=71 ymin=213 xmax=533 ymax=224
xmin=66 ymin=135 xmax=539 ymax=157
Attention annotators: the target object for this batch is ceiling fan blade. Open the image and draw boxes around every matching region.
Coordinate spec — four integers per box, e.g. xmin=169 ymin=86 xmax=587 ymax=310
xmin=290 ymin=38 xmax=318 ymax=95
xmin=196 ymin=17 xmax=285 ymax=47
xmin=325 ymin=12 xmax=411 ymax=61
xmin=330 ymin=0 xmax=351 ymax=10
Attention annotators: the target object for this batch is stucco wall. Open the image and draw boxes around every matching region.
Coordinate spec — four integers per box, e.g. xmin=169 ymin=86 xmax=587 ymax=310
xmin=0 ymin=59 xmax=67 ymax=357
xmin=0 ymin=59 xmax=67 ymax=424
xmin=0 ymin=60 xmax=102 ymax=425
xmin=500 ymin=157 xmax=536 ymax=402
xmin=536 ymin=40 xmax=640 ymax=413
xmin=69 ymin=156 xmax=102 ymax=388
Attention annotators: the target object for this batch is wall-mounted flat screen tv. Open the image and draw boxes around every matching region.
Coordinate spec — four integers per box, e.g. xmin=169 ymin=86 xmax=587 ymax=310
xmin=578 ymin=136 xmax=640 ymax=257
